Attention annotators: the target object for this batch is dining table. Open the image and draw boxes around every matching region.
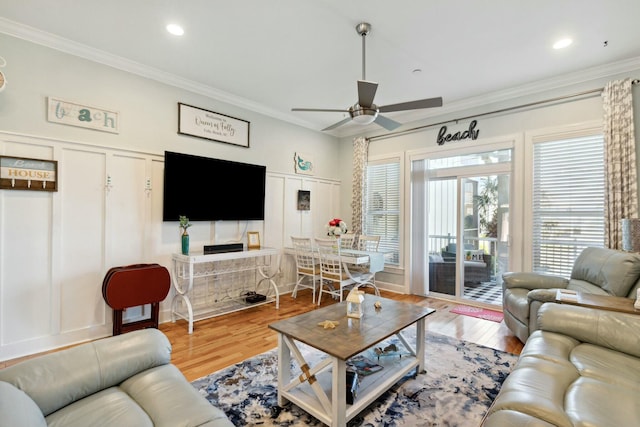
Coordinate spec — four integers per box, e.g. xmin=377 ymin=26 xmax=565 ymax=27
xmin=283 ymin=246 xmax=387 ymax=273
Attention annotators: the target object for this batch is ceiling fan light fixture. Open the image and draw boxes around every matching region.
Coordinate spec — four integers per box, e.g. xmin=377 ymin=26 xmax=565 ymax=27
xmin=350 ymin=104 xmax=378 ymax=124
xmin=291 ymin=20 xmax=442 ymax=131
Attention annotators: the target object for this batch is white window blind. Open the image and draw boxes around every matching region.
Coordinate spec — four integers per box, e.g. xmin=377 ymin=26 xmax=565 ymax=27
xmin=365 ymin=160 xmax=400 ymax=265
xmin=532 ymin=135 xmax=605 ymax=277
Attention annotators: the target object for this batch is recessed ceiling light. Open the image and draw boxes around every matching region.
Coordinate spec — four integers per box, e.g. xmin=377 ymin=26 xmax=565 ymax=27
xmin=553 ymin=38 xmax=572 ymax=49
xmin=166 ymin=24 xmax=184 ymax=36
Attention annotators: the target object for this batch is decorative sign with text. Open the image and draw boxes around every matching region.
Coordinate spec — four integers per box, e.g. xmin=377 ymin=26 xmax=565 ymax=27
xmin=437 ymin=120 xmax=479 ymax=145
xmin=178 ymin=103 xmax=250 ymax=148
xmin=47 ymin=97 xmax=119 ymax=134
xmin=0 ymin=155 xmax=58 ymax=191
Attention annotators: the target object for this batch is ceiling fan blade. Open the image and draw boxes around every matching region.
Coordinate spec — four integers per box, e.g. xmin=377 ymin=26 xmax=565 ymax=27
xmin=379 ymin=97 xmax=443 ymax=113
xmin=357 ymin=80 xmax=378 ymax=107
xmin=292 ymin=107 xmax=350 ymax=112
xmin=374 ymin=114 xmax=402 ymax=131
xmin=322 ymin=116 xmax=353 ymax=131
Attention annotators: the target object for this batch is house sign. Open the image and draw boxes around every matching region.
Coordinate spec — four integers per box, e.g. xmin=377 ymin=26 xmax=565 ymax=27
xmin=437 ymin=120 xmax=479 ymax=145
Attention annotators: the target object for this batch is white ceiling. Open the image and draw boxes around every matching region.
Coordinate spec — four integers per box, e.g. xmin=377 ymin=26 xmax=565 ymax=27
xmin=2 ymin=0 xmax=640 ymax=137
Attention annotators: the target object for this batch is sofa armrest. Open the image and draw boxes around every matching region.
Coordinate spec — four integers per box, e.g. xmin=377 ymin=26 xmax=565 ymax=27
xmin=0 ymin=381 xmax=47 ymax=427
xmin=527 ymin=288 xmax=558 ymax=303
xmin=503 ymin=272 xmax=569 ymax=291
xmin=537 ymin=303 xmax=640 ymax=358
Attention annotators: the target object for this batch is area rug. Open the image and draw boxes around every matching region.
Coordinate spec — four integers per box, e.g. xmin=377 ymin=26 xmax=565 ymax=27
xmin=450 ymin=305 xmax=504 ymax=323
xmin=192 ymin=330 xmax=517 ymax=426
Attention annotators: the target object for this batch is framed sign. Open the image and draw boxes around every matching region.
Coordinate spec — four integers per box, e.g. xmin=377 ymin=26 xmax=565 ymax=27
xmin=178 ymin=103 xmax=250 ymax=147
xmin=247 ymin=232 xmax=261 ymax=249
xmin=297 ymin=190 xmax=310 ymax=211
xmin=0 ymin=155 xmax=58 ymax=191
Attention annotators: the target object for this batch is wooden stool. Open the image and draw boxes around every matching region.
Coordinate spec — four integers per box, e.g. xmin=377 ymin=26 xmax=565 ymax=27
xmin=102 ymin=263 xmax=171 ymax=335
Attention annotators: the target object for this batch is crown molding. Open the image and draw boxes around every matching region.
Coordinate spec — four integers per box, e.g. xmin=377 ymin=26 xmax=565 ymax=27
xmin=2 ymin=17 xmax=639 ymax=138
xmin=0 ymin=18 xmax=316 ymax=129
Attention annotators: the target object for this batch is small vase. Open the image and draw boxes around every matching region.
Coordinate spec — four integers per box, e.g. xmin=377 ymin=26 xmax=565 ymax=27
xmin=181 ymin=230 xmax=190 ymax=255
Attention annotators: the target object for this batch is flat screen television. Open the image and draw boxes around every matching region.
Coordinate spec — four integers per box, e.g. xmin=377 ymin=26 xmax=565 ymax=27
xmin=162 ymin=151 xmax=266 ymax=222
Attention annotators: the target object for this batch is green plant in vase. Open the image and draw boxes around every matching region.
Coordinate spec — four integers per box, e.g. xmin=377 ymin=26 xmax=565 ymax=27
xmin=179 ymin=215 xmax=192 ymax=255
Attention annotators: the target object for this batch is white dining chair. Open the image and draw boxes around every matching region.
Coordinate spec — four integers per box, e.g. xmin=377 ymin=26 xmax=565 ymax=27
xmin=315 ymin=237 xmax=358 ymax=305
xmin=338 ymin=233 xmax=357 ymax=250
xmin=315 ymin=237 xmax=378 ymax=305
xmin=357 ymin=235 xmax=380 ymax=252
xmin=353 ymin=235 xmax=382 ymax=289
xmin=291 ymin=236 xmax=320 ymax=303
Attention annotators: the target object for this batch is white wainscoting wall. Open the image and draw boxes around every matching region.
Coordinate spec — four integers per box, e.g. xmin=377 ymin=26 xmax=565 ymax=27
xmin=0 ymin=132 xmax=340 ymax=361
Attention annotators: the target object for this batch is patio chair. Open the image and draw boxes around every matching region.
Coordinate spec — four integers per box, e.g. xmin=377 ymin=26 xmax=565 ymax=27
xmin=291 ymin=236 xmax=320 ymax=303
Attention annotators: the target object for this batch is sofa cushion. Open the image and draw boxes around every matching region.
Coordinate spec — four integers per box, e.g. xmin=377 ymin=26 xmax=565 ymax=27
xmin=483 ymin=409 xmax=557 ymax=427
xmin=0 ymin=381 xmax=47 ymax=427
xmin=428 ymin=254 xmax=443 ymax=263
xmin=566 ymin=279 xmax=610 ymax=295
xmin=45 ymin=387 xmax=153 ymax=427
xmin=518 ymin=330 xmax=579 ymax=364
xmin=570 ymin=343 xmax=640 ymax=391
xmin=120 ymin=364 xmax=231 ymax=427
xmin=537 ymin=304 xmax=640 ymax=358
xmin=571 ymin=247 xmax=640 ymax=296
xmin=566 ymin=377 xmax=639 ymax=427
xmin=488 ymin=362 xmax=576 ymax=427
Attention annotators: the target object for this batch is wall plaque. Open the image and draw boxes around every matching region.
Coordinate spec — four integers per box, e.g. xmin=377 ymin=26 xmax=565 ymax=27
xmin=0 ymin=155 xmax=58 ymax=191
xmin=178 ymin=103 xmax=250 ymax=147
xmin=47 ymin=97 xmax=119 ymax=134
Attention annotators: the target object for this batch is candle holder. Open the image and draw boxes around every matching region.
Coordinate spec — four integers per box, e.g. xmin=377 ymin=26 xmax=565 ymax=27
xmin=346 ymin=288 xmax=365 ymax=318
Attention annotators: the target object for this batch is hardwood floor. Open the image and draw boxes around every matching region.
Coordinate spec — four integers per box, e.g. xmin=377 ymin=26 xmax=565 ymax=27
xmin=1 ymin=289 xmax=523 ymax=380
xmin=160 ymin=289 xmax=524 ymax=382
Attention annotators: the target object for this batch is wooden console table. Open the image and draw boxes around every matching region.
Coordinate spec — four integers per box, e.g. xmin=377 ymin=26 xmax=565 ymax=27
xmin=171 ymin=248 xmax=280 ymax=333
xmin=555 ymin=289 xmax=639 ymax=314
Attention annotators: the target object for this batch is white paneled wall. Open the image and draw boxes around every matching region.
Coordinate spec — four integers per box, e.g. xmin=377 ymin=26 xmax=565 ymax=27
xmin=0 ymin=133 xmax=339 ymax=361
xmin=59 ymin=147 xmax=107 ymax=334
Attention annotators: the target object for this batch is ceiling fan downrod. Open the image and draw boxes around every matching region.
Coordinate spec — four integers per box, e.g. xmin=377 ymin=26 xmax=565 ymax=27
xmin=356 ymin=22 xmax=371 ymax=81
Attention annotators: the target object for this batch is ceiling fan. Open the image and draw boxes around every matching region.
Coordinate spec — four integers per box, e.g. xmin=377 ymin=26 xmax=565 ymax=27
xmin=292 ymin=22 xmax=443 ymax=132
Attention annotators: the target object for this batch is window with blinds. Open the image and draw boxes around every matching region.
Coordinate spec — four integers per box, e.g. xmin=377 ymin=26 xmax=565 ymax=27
xmin=532 ymin=135 xmax=605 ymax=277
xmin=365 ymin=160 xmax=400 ymax=265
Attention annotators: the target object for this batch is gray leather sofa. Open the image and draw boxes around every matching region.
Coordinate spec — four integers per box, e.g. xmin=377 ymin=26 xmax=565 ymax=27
xmin=0 ymin=328 xmax=233 ymax=427
xmin=482 ymin=303 xmax=640 ymax=427
xmin=502 ymin=247 xmax=640 ymax=342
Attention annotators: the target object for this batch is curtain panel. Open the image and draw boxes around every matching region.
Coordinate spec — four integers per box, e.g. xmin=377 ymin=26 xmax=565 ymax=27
xmin=602 ymin=78 xmax=638 ymax=249
xmin=351 ymin=136 xmax=369 ymax=235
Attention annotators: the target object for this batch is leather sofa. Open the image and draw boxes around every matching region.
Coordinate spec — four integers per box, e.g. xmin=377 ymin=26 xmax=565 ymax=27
xmin=502 ymin=247 xmax=640 ymax=342
xmin=0 ymin=328 xmax=233 ymax=427
xmin=482 ymin=303 xmax=640 ymax=427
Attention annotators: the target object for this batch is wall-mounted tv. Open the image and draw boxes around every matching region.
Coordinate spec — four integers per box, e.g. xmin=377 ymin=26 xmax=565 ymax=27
xmin=162 ymin=151 xmax=266 ymax=222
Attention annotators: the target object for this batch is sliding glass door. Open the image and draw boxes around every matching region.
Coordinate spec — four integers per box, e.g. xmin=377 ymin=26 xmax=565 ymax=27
xmin=413 ymin=148 xmax=512 ymax=307
xmin=460 ymin=174 xmax=509 ymax=304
